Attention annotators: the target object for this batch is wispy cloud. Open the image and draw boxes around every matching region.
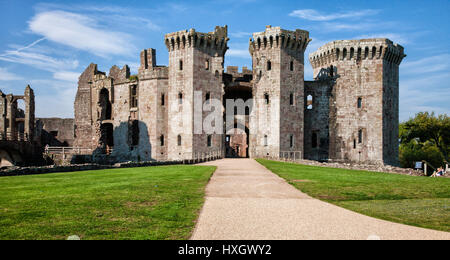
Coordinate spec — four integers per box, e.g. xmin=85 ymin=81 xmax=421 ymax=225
xmin=53 ymin=71 xmax=80 ymax=82
xmin=289 ymin=9 xmax=379 ymax=21
xmin=0 ymin=67 xmax=23 ymax=81
xmin=28 ymin=11 xmax=135 ymax=57
xmin=227 ymin=49 xmax=250 ymax=58
xmin=0 ymin=49 xmax=79 ymax=72
xmin=230 ymin=31 xmax=253 ymax=38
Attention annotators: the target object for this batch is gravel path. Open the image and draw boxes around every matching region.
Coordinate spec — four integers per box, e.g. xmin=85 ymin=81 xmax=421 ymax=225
xmin=191 ymin=158 xmax=450 ymax=240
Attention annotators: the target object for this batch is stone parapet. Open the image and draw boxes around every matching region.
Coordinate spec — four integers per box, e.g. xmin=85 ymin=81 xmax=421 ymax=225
xmin=309 ymin=38 xmax=406 ymax=68
xmin=249 ymin=26 xmax=311 ymax=55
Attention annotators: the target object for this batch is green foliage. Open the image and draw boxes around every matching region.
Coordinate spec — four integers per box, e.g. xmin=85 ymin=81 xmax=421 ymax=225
xmin=400 ymin=112 xmax=449 ymax=169
xmin=257 ymin=159 xmax=450 ymax=232
xmin=129 ymin=75 xmax=138 ymax=82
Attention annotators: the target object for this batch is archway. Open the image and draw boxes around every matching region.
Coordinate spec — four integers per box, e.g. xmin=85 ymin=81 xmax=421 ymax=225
xmin=100 ymin=123 xmax=114 ymax=154
xmin=99 ymin=88 xmax=112 ymax=120
xmin=224 ymin=85 xmax=252 ymax=158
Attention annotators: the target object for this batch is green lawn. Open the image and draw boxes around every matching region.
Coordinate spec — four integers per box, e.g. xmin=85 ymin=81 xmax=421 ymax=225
xmin=0 ymin=165 xmax=216 ymax=240
xmin=257 ymin=159 xmax=450 ymax=232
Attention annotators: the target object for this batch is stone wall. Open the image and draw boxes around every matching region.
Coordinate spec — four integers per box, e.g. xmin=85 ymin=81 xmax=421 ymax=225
xmin=36 ymin=118 xmax=75 ymax=146
xmin=249 ymin=26 xmax=310 ymax=158
xmin=304 ymin=80 xmax=332 ymax=161
xmin=309 ymin=39 xmax=405 ymax=165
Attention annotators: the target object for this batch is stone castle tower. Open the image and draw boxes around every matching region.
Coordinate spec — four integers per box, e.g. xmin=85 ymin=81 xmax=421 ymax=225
xmin=164 ymin=26 xmax=229 ymax=161
xmin=73 ymin=25 xmax=405 ymax=166
xmin=309 ymin=39 xmax=405 ymax=165
xmin=249 ymin=26 xmax=310 ymax=158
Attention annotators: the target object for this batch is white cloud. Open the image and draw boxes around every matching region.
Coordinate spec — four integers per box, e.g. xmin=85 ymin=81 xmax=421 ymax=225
xmin=28 ymin=11 xmax=135 ymax=57
xmin=0 ymin=68 xmax=23 ymax=81
xmin=401 ymin=54 xmax=450 ymax=75
xmin=53 ymin=71 xmax=80 ymax=82
xmin=227 ymin=49 xmax=250 ymax=58
xmin=289 ymin=9 xmax=379 ymax=21
xmin=0 ymin=49 xmax=78 ymax=72
xmin=230 ymin=31 xmax=252 ymax=38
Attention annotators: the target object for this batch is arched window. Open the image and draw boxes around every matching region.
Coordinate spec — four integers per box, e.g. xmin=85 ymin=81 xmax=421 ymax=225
xmin=264 ymin=93 xmax=270 ymax=104
xmin=131 ymin=120 xmax=139 ymax=146
xmin=177 ymin=135 xmax=182 ymax=146
xmin=130 ymin=85 xmax=138 ymax=108
xmin=350 ymin=48 xmax=354 ymax=59
xmin=312 ymin=132 xmax=318 ymax=148
xmin=357 ymin=97 xmax=362 ymax=108
xmin=205 ymin=92 xmax=210 ymax=104
xmin=343 ymin=48 xmax=347 ymax=60
xmin=267 ymin=60 xmax=272 ymax=71
xmin=215 ymin=70 xmax=220 ymax=78
xmin=160 ymin=135 xmax=165 ymax=146
xmin=178 ymin=92 xmax=183 ymax=105
xmin=364 ymin=47 xmax=369 ymax=59
xmin=161 ymin=93 xmax=165 ymax=106
xmin=290 ymin=61 xmax=294 ymax=71
xmin=358 ymin=129 xmax=363 ymax=144
xmin=290 ymin=93 xmax=294 ymax=106
xmin=205 ymin=59 xmax=210 ymax=70
xmin=264 ymin=135 xmax=268 ymax=146
xmin=306 ymin=94 xmax=313 ymax=110
xmin=179 ymin=59 xmax=183 ymax=71
xmin=207 ymin=135 xmax=212 ymax=147
xmin=372 ymin=46 xmax=377 ymax=59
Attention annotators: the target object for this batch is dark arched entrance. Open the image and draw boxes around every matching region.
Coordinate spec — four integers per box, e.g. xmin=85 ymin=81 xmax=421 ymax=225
xmin=100 ymin=123 xmax=114 ymax=154
xmin=223 ymin=82 xmax=252 ymax=158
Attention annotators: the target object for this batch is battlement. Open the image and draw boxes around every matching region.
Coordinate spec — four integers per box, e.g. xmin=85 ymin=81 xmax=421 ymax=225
xmin=309 ymin=38 xmax=406 ymax=68
xmin=164 ymin=26 xmax=229 ymax=54
xmin=249 ymin=25 xmax=311 ymax=54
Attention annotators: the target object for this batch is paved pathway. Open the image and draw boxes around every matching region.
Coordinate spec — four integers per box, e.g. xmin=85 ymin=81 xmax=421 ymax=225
xmin=191 ymin=159 xmax=450 ymax=240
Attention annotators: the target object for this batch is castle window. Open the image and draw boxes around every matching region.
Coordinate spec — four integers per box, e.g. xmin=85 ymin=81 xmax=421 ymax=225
xmin=130 ymin=85 xmax=138 ymax=108
xmin=234 ymin=106 xmax=238 ymax=115
xmin=178 ymin=135 xmax=182 ymax=146
xmin=290 ymin=61 xmax=294 ymax=71
xmin=357 ymin=97 xmax=362 ymax=109
xmin=205 ymin=59 xmax=210 ymax=70
xmin=160 ymin=135 xmax=165 ymax=146
xmin=290 ymin=135 xmax=294 ymax=148
xmin=264 ymin=135 xmax=268 ymax=146
xmin=215 ymin=70 xmax=220 ymax=78
xmin=364 ymin=47 xmax=369 ymax=59
xmin=207 ymin=135 xmax=212 ymax=147
xmin=353 ymin=139 xmax=356 ymax=149
xmin=264 ymin=93 xmax=270 ymax=104
xmin=205 ymin=92 xmax=211 ymax=104
xmin=343 ymin=48 xmax=347 ymax=60
xmin=290 ymin=93 xmax=294 ymax=106
xmin=161 ymin=93 xmax=165 ymax=106
xmin=312 ymin=132 xmax=318 ymax=148
xmin=350 ymin=48 xmax=354 ymax=59
xmin=306 ymin=95 xmax=313 ymax=110
xmin=179 ymin=59 xmax=183 ymax=71
xmin=372 ymin=47 xmax=377 ymax=59
xmin=178 ymin=92 xmax=183 ymax=105
xmin=358 ymin=129 xmax=363 ymax=144
xmin=245 ymin=106 xmax=250 ymax=115
xmin=267 ymin=60 xmax=272 ymax=71
xmin=130 ymin=120 xmax=139 ymax=146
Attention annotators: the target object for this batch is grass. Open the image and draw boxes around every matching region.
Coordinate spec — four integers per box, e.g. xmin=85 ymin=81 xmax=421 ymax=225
xmin=256 ymin=159 xmax=450 ymax=232
xmin=0 ymin=165 xmax=216 ymax=240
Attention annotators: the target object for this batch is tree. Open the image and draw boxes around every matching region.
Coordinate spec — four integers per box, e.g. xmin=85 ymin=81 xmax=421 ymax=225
xmin=400 ymin=112 xmax=449 ymax=169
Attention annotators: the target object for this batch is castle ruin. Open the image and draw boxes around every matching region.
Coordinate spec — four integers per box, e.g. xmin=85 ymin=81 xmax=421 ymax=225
xmin=68 ymin=25 xmax=405 ymax=166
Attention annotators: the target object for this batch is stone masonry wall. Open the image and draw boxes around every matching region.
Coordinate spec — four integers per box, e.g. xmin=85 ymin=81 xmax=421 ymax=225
xmin=310 ymin=39 xmax=405 ymax=165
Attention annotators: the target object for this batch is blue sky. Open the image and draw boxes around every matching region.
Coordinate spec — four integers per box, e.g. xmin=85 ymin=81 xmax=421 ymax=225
xmin=0 ymin=0 xmax=449 ymax=120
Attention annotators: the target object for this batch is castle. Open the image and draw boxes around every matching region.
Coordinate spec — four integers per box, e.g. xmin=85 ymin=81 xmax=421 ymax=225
xmin=66 ymin=25 xmax=406 ymax=166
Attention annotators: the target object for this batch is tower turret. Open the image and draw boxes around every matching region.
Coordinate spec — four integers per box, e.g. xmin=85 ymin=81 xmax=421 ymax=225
xmin=249 ymin=26 xmax=311 ymax=159
xmin=309 ymin=39 xmax=406 ymax=165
